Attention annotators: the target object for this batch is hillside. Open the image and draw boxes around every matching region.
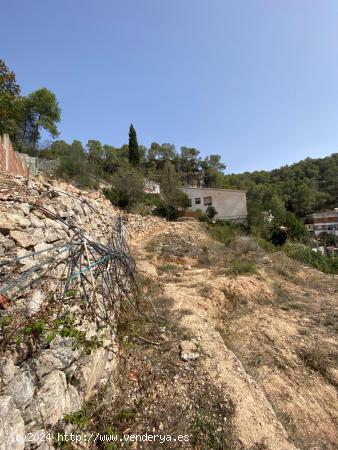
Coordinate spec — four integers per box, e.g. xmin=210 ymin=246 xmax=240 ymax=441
xmin=0 ymin=173 xmax=337 ymax=450
xmin=221 ymin=153 xmax=338 ymax=218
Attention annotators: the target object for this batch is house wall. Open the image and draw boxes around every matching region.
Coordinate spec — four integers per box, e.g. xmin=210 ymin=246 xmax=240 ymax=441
xmin=180 ymin=187 xmax=247 ymax=221
xmin=306 ymin=210 xmax=338 ymax=236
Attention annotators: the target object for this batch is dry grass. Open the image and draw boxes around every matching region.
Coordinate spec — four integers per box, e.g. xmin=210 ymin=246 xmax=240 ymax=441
xmin=299 ymin=342 xmax=335 ymax=377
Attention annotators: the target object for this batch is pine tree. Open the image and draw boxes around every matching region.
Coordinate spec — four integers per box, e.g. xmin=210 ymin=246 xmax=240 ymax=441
xmin=128 ymin=124 xmax=140 ymax=166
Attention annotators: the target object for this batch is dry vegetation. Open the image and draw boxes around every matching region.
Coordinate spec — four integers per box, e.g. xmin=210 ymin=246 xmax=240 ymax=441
xmin=60 ymin=221 xmax=337 ymax=449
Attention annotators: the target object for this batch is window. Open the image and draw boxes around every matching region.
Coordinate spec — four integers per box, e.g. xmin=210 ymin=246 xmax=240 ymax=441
xmin=195 ymin=198 xmax=201 ymax=204
xmin=203 ymin=196 xmax=212 ymax=206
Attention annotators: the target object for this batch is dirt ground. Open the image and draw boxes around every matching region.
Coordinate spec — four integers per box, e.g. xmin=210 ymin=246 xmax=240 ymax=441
xmin=80 ymin=221 xmax=337 ymax=450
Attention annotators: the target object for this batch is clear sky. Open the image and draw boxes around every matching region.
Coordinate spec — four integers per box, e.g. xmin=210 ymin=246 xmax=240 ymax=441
xmin=1 ymin=0 xmax=338 ymax=173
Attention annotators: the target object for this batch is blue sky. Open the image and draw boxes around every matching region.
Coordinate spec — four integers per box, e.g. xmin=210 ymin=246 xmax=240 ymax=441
xmin=1 ymin=0 xmax=338 ymax=173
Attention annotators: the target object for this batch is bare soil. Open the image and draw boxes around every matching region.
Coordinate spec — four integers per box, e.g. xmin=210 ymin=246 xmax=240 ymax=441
xmin=80 ymin=221 xmax=337 ymax=450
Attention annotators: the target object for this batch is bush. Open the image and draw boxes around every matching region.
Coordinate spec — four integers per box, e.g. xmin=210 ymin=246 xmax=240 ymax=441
xmin=207 ymin=222 xmax=242 ymax=246
xmin=284 ymin=243 xmax=338 ymax=274
xmin=199 ymin=213 xmax=211 ymax=223
xmin=255 ymin=237 xmax=276 ymax=253
xmin=229 ymin=260 xmax=257 ymax=275
xmin=206 ymin=205 xmax=217 ymax=220
xmin=299 ymin=342 xmax=333 ymax=376
xmin=157 ymin=263 xmax=179 ymax=275
xmin=104 ymin=165 xmax=144 ymax=211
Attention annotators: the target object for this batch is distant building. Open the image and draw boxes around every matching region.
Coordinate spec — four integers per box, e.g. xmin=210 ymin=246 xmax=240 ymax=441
xmin=179 ymin=186 xmax=247 ymax=222
xmin=305 ymin=209 xmax=338 ymax=236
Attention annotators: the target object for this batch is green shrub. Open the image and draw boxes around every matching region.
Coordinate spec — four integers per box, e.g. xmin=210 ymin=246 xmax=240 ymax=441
xmin=207 ymin=222 xmax=242 ymax=246
xmin=206 ymin=205 xmax=217 ymax=220
xmin=284 ymin=243 xmax=338 ymax=274
xmin=229 ymin=260 xmax=257 ymax=275
xmin=255 ymin=237 xmax=276 ymax=253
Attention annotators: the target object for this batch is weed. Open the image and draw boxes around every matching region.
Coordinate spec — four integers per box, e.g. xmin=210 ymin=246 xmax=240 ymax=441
xmin=299 ymin=342 xmax=333 ymax=376
xmin=145 ymin=241 xmax=157 ymax=253
xmin=229 ymin=260 xmax=257 ymax=275
xmin=280 ymin=303 xmax=302 ymax=311
xmin=157 ymin=263 xmax=179 ymax=275
xmin=64 ymin=410 xmax=89 ymax=429
xmin=323 ymin=313 xmax=338 ymax=332
xmin=207 ymin=222 xmax=241 ymax=246
xmin=255 ymin=237 xmax=276 ymax=253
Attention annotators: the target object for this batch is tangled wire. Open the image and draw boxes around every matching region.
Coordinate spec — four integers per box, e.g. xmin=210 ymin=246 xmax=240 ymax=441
xmin=0 ymin=199 xmax=138 ymax=322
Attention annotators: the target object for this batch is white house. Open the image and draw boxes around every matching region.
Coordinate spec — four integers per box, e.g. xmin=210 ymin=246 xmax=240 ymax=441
xmin=180 ymin=186 xmax=247 ymax=222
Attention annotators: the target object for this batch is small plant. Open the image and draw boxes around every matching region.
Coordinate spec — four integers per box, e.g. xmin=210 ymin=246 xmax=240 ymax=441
xmin=206 ymin=205 xmax=218 ymax=220
xmin=64 ymin=409 xmax=89 ymax=428
xmin=299 ymin=342 xmax=333 ymax=376
xmin=207 ymin=222 xmax=242 ymax=246
xmin=15 ymin=318 xmax=47 ymax=343
xmin=279 ymin=303 xmax=302 ymax=311
xmin=229 ymin=260 xmax=257 ymax=275
xmin=255 ymin=237 xmax=276 ymax=253
xmin=157 ymin=263 xmax=179 ymax=275
xmin=145 ymin=241 xmax=157 ymax=253
xmin=323 ymin=313 xmax=338 ymax=331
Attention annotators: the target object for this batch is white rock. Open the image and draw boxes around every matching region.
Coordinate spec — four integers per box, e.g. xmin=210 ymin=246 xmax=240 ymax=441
xmin=34 ymin=243 xmax=54 ymax=263
xmin=0 ymin=396 xmax=25 ymax=450
xmin=4 ymin=370 xmax=35 ymax=409
xmin=0 ymin=357 xmax=15 ymax=384
xmin=29 ymin=216 xmax=44 ymax=228
xmin=35 ymin=336 xmax=79 ymax=379
xmin=10 ymin=228 xmax=45 ymax=248
xmin=35 ymin=370 xmax=69 ymax=426
xmin=26 ymin=290 xmax=45 ymax=317
xmin=0 ymin=214 xmax=30 ymax=232
xmin=73 ymin=348 xmax=108 ymax=400
xmin=15 ymin=203 xmax=30 ymax=215
xmin=180 ymin=340 xmax=200 ymax=361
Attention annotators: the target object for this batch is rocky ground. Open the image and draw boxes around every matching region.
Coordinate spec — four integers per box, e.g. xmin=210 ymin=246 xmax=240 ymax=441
xmin=72 ymin=221 xmax=337 ymax=450
xmin=1 ymin=173 xmax=337 ymax=450
xmin=0 ymin=173 xmax=164 ymax=450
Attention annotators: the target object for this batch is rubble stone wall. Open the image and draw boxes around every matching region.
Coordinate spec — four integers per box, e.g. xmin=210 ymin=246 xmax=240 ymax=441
xmin=0 ymin=174 xmax=165 ymax=450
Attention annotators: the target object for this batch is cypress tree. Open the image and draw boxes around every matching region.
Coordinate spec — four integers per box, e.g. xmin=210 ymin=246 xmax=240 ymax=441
xmin=128 ymin=123 xmax=140 ymax=166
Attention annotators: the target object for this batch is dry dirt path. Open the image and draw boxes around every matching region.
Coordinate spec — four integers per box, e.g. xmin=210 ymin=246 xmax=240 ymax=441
xmin=129 ymin=221 xmax=298 ymax=450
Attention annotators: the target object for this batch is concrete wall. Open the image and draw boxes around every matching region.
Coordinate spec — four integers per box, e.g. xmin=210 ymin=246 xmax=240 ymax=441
xmin=180 ymin=186 xmax=247 ymax=221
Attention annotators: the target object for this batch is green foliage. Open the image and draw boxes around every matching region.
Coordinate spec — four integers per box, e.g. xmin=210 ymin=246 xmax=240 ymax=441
xmin=207 ymin=222 xmax=242 ymax=246
xmin=128 ymin=124 xmax=140 ymax=166
xmin=222 ymin=154 xmax=338 ymax=216
xmin=104 ymin=164 xmax=144 ymax=210
xmin=64 ymin=410 xmax=89 ymax=428
xmin=0 ymin=59 xmax=21 ymax=139
xmin=284 ymin=243 xmax=338 ymax=274
xmin=255 ymin=237 xmax=276 ymax=253
xmin=159 ymin=161 xmax=190 ymax=217
xmin=229 ymin=260 xmax=257 ymax=275
xmin=206 ymin=205 xmax=217 ymax=220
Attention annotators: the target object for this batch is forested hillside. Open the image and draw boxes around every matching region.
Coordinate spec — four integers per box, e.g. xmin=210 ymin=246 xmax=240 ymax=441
xmin=220 ymin=153 xmax=338 ymax=222
xmin=1 ymin=58 xmax=337 ymax=226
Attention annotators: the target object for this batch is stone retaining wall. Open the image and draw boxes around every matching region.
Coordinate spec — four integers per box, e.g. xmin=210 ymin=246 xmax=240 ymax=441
xmin=0 ymin=174 xmax=165 ymax=450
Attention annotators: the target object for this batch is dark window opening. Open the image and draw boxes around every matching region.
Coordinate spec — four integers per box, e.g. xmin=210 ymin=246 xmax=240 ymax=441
xmin=203 ymin=196 xmax=212 ymax=206
xmin=195 ymin=198 xmax=201 ymax=204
